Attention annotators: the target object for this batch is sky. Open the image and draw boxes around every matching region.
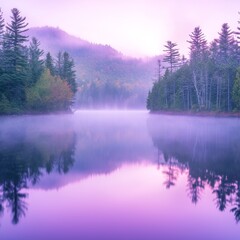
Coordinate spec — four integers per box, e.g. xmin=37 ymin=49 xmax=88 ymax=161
xmin=1 ymin=0 xmax=240 ymax=57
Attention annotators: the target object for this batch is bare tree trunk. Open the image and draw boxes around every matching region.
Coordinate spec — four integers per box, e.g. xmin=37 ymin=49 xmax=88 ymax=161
xmin=165 ymin=83 xmax=168 ymax=108
xmin=205 ymin=68 xmax=208 ymax=109
xmin=193 ymin=71 xmax=201 ymax=108
xmin=219 ymin=79 xmax=222 ymax=110
xmin=200 ymin=70 xmax=205 ymax=108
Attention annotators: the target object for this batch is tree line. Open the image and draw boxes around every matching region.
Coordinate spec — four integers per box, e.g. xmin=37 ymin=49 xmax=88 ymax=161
xmin=147 ymin=14 xmax=240 ymax=112
xmin=0 ymin=8 xmax=77 ymax=114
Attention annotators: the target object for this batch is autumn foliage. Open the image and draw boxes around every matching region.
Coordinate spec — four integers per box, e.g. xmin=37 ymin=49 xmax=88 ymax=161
xmin=26 ymin=70 xmax=73 ymax=112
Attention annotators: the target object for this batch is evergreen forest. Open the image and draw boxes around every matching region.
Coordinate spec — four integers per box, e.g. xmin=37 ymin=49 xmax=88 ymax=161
xmin=0 ymin=8 xmax=77 ymax=114
xmin=147 ymin=14 xmax=240 ymax=113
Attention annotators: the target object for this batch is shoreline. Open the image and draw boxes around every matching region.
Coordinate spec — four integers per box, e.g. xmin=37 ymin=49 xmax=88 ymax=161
xmin=0 ymin=109 xmax=73 ymax=117
xmin=150 ymin=110 xmax=240 ymax=118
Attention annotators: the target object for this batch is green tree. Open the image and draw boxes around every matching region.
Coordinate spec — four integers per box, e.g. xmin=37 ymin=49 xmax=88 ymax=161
xmin=62 ymin=51 xmax=77 ymax=93
xmin=54 ymin=51 xmax=77 ymax=94
xmin=45 ymin=52 xmax=55 ymax=76
xmin=28 ymin=37 xmax=44 ymax=85
xmin=232 ymin=68 xmax=240 ymax=110
xmin=26 ymin=69 xmax=73 ymax=112
xmin=163 ymin=41 xmax=180 ymax=74
xmin=3 ymin=8 xmax=28 ymax=104
xmin=237 ymin=12 xmax=240 ymax=43
xmin=0 ymin=8 xmax=4 ymax=47
xmin=218 ymin=23 xmax=237 ymax=111
xmin=0 ymin=8 xmax=4 ymax=76
xmin=55 ymin=51 xmax=63 ymax=77
xmin=0 ymin=8 xmax=4 ymax=42
xmin=188 ymin=27 xmax=209 ymax=109
xmin=0 ymin=94 xmax=11 ymax=114
xmin=163 ymin=41 xmax=180 ymax=108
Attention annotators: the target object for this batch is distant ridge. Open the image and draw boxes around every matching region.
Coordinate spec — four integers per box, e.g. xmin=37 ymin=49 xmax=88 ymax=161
xmin=28 ymin=26 xmax=163 ymax=107
xmin=28 ymin=26 xmax=122 ymax=58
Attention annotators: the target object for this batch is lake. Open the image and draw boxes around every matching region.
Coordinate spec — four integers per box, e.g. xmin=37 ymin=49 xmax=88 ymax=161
xmin=0 ymin=110 xmax=240 ymax=240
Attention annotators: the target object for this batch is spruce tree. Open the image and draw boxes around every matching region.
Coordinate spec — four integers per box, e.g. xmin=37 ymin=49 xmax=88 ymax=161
xmin=4 ymin=8 xmax=29 ymax=104
xmin=163 ymin=41 xmax=180 ymax=73
xmin=236 ymin=12 xmax=240 ymax=66
xmin=236 ymin=12 xmax=240 ymax=56
xmin=232 ymin=68 xmax=240 ymax=110
xmin=0 ymin=8 xmax=4 ymax=43
xmin=45 ymin=52 xmax=55 ymax=76
xmin=188 ymin=27 xmax=209 ymax=109
xmin=218 ymin=23 xmax=236 ymax=111
xmin=55 ymin=51 xmax=63 ymax=78
xmin=0 ymin=8 xmax=4 ymax=75
xmin=28 ymin=37 xmax=44 ymax=85
xmin=163 ymin=41 xmax=180 ymax=107
xmin=188 ymin=27 xmax=207 ymax=60
xmin=54 ymin=51 xmax=77 ymax=94
xmin=218 ymin=23 xmax=234 ymax=65
xmin=62 ymin=51 xmax=77 ymax=93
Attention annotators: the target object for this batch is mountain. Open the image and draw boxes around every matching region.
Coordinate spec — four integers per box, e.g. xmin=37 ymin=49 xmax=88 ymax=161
xmin=28 ymin=27 xmax=162 ymax=108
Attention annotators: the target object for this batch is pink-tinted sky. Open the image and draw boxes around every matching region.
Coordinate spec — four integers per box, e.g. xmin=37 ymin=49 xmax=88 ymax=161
xmin=1 ymin=0 xmax=240 ymax=57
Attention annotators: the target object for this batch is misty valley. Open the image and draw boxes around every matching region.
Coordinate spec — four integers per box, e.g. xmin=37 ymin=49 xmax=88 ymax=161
xmin=0 ymin=4 xmax=240 ymax=240
xmin=0 ymin=111 xmax=240 ymax=239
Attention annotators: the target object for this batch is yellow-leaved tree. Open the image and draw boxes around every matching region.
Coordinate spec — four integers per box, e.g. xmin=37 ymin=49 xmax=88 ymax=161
xmin=26 ymin=69 xmax=73 ymax=112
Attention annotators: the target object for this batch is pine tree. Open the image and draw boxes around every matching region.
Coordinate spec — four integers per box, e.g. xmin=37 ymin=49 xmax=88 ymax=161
xmin=163 ymin=41 xmax=180 ymax=107
xmin=237 ymin=12 xmax=240 ymax=41
xmin=236 ymin=12 xmax=240 ymax=65
xmin=146 ymin=90 xmax=152 ymax=110
xmin=3 ymin=8 xmax=29 ymax=104
xmin=55 ymin=51 xmax=63 ymax=78
xmin=0 ymin=8 xmax=4 ymax=42
xmin=54 ymin=51 xmax=77 ymax=94
xmin=45 ymin=52 xmax=55 ymax=76
xmin=188 ymin=27 xmax=208 ymax=61
xmin=0 ymin=8 xmax=4 ymax=75
xmin=163 ymin=41 xmax=180 ymax=73
xmin=218 ymin=23 xmax=234 ymax=65
xmin=28 ymin=37 xmax=44 ymax=85
xmin=62 ymin=51 xmax=77 ymax=93
xmin=232 ymin=68 xmax=240 ymax=110
xmin=218 ymin=23 xmax=236 ymax=111
xmin=6 ymin=8 xmax=28 ymax=70
xmin=188 ymin=27 xmax=209 ymax=109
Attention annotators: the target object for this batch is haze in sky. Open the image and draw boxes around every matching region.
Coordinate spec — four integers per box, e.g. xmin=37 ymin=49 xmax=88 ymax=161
xmin=1 ymin=0 xmax=240 ymax=57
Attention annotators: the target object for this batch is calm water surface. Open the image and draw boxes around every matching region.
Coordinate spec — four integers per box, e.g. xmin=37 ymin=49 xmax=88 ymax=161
xmin=0 ymin=110 xmax=240 ymax=240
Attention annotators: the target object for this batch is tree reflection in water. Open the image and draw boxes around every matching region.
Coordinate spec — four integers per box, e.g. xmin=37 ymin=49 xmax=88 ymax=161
xmin=148 ymin=115 xmax=240 ymax=223
xmin=0 ymin=127 xmax=76 ymax=225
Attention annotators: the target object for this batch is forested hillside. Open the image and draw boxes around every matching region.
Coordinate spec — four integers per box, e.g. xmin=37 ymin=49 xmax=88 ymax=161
xmin=29 ymin=27 xmax=158 ymax=108
xmin=0 ymin=8 xmax=77 ymax=114
xmin=147 ymin=16 xmax=240 ymax=112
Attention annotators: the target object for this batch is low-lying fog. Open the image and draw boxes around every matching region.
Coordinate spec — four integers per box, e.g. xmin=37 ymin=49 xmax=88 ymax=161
xmin=2 ymin=110 xmax=240 ymax=236
xmin=0 ymin=110 xmax=239 ymax=189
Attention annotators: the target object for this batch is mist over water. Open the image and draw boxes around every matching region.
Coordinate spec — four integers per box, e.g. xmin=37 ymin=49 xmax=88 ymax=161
xmin=0 ymin=110 xmax=240 ymax=240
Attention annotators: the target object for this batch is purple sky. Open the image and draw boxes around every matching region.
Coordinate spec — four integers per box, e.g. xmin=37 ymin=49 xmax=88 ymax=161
xmin=1 ymin=0 xmax=240 ymax=57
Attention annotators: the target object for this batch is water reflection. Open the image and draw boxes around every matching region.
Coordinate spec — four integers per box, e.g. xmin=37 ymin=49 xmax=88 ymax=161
xmin=0 ymin=116 xmax=76 ymax=224
xmin=148 ymin=114 xmax=240 ymax=223
xmin=0 ymin=111 xmax=151 ymax=226
xmin=1 ymin=110 xmax=240 ymax=235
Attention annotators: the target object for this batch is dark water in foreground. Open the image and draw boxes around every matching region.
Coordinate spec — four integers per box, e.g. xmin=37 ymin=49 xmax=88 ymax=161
xmin=0 ymin=110 xmax=240 ymax=240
